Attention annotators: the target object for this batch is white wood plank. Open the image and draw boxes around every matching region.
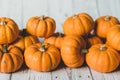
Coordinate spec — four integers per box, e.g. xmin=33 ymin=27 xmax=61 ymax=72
xmin=90 ymin=68 xmax=119 ymax=80
xmin=28 ymin=70 xmax=51 ymax=80
xmin=47 ymin=0 xmax=73 ymax=32
xmin=109 ymin=0 xmax=120 ymax=20
xmin=23 ymin=0 xmax=48 ymax=28
xmin=114 ymin=67 xmax=120 ymax=80
xmin=11 ymin=67 xmax=51 ymax=80
xmin=72 ymin=0 xmax=98 ymax=19
xmin=0 ymin=73 xmax=11 ymax=80
xmin=0 ymin=0 xmax=22 ymax=29
xmin=90 ymin=69 xmax=105 ymax=80
xmin=72 ymin=66 xmax=93 ymax=80
xmin=52 ymin=67 xmax=69 ymax=80
xmin=65 ymin=67 xmax=72 ymax=80
xmin=96 ymin=0 xmax=112 ymax=16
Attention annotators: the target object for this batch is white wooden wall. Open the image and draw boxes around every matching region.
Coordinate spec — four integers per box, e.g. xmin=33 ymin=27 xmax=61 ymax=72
xmin=0 ymin=0 xmax=120 ymax=32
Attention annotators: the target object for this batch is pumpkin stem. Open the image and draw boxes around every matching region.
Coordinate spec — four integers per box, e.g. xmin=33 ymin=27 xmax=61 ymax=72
xmin=2 ymin=45 xmax=8 ymax=53
xmin=40 ymin=15 xmax=45 ymax=20
xmin=0 ymin=21 xmax=6 ymax=26
xmin=57 ymin=32 xmax=63 ymax=37
xmin=73 ymin=14 xmax=78 ymax=19
xmin=40 ymin=44 xmax=46 ymax=52
xmin=100 ymin=45 xmax=107 ymax=51
xmin=81 ymin=49 xmax=88 ymax=54
xmin=21 ymin=28 xmax=28 ymax=37
xmin=105 ymin=16 xmax=111 ymax=21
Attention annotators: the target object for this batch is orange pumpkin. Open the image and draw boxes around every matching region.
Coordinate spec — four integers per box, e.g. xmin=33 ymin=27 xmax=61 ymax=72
xmin=61 ymin=35 xmax=86 ymax=68
xmin=44 ymin=32 xmax=64 ymax=49
xmin=95 ymin=16 xmax=119 ymax=38
xmin=86 ymin=31 xmax=103 ymax=48
xmin=0 ymin=45 xmax=23 ymax=73
xmin=107 ymin=25 xmax=120 ymax=50
xmin=63 ymin=13 xmax=94 ymax=36
xmin=26 ymin=16 xmax=56 ymax=38
xmin=24 ymin=43 xmax=61 ymax=72
xmin=86 ymin=44 xmax=119 ymax=72
xmin=12 ymin=29 xmax=39 ymax=51
xmin=0 ymin=17 xmax=19 ymax=44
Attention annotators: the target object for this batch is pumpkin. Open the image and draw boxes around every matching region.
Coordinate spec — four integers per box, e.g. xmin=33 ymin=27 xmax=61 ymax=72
xmin=26 ymin=16 xmax=56 ymax=38
xmin=95 ymin=16 xmax=119 ymax=38
xmin=0 ymin=17 xmax=19 ymax=44
xmin=86 ymin=44 xmax=119 ymax=72
xmin=106 ymin=25 xmax=120 ymax=50
xmin=63 ymin=13 xmax=94 ymax=36
xmin=44 ymin=32 xmax=64 ymax=49
xmin=24 ymin=43 xmax=61 ymax=72
xmin=61 ymin=35 xmax=86 ymax=68
xmin=12 ymin=29 xmax=39 ymax=51
xmin=0 ymin=45 xmax=23 ymax=73
xmin=86 ymin=31 xmax=103 ymax=48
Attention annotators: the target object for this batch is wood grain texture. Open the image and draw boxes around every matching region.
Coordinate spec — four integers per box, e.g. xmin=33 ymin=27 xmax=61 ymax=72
xmin=0 ymin=0 xmax=120 ymax=80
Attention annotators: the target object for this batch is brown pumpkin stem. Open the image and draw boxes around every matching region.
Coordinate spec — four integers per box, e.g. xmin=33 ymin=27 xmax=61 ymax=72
xmin=40 ymin=15 xmax=45 ymax=20
xmin=21 ymin=28 xmax=28 ymax=37
xmin=40 ymin=44 xmax=46 ymax=52
xmin=73 ymin=14 xmax=78 ymax=19
xmin=57 ymin=32 xmax=63 ymax=37
xmin=81 ymin=49 xmax=88 ymax=54
xmin=100 ymin=45 xmax=107 ymax=51
xmin=0 ymin=21 xmax=6 ymax=26
xmin=104 ymin=16 xmax=111 ymax=21
xmin=2 ymin=45 xmax=8 ymax=53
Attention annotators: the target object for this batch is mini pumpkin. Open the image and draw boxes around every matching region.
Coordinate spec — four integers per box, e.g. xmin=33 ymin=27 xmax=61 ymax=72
xmin=24 ymin=43 xmax=61 ymax=72
xmin=61 ymin=35 xmax=86 ymax=68
xmin=0 ymin=45 xmax=23 ymax=73
xmin=12 ymin=29 xmax=39 ymax=51
xmin=63 ymin=13 xmax=94 ymax=36
xmin=86 ymin=31 xmax=103 ymax=48
xmin=44 ymin=32 xmax=64 ymax=49
xmin=95 ymin=16 xmax=119 ymax=38
xmin=26 ymin=16 xmax=56 ymax=38
xmin=86 ymin=44 xmax=119 ymax=72
xmin=0 ymin=17 xmax=19 ymax=44
xmin=107 ymin=25 xmax=120 ymax=50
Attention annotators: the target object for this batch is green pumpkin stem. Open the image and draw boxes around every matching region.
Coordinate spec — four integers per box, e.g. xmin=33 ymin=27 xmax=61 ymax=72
xmin=40 ymin=15 xmax=45 ymax=20
xmin=105 ymin=16 xmax=110 ymax=21
xmin=73 ymin=14 xmax=78 ymax=19
xmin=2 ymin=45 xmax=8 ymax=53
xmin=100 ymin=45 xmax=107 ymax=51
xmin=81 ymin=49 xmax=88 ymax=54
xmin=0 ymin=21 xmax=6 ymax=26
xmin=40 ymin=44 xmax=46 ymax=52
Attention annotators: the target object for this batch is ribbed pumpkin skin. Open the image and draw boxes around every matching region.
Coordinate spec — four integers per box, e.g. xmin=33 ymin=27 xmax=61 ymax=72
xmin=24 ymin=43 xmax=61 ymax=72
xmin=63 ymin=13 xmax=94 ymax=36
xmin=13 ymin=35 xmax=39 ymax=51
xmin=44 ymin=32 xmax=64 ymax=49
xmin=107 ymin=25 xmax=120 ymax=50
xmin=95 ymin=16 xmax=119 ymax=38
xmin=61 ymin=35 xmax=86 ymax=68
xmin=0 ymin=45 xmax=23 ymax=73
xmin=86 ymin=36 xmax=103 ymax=48
xmin=13 ymin=29 xmax=39 ymax=51
xmin=26 ymin=16 xmax=56 ymax=38
xmin=0 ymin=17 xmax=19 ymax=44
xmin=86 ymin=44 xmax=119 ymax=73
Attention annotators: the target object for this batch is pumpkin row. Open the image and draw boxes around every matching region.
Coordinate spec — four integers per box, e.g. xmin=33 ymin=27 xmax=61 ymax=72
xmin=0 ymin=13 xmax=120 ymax=73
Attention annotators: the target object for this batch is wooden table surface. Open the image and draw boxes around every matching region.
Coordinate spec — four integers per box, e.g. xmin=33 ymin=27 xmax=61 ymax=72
xmin=0 ymin=63 xmax=120 ymax=80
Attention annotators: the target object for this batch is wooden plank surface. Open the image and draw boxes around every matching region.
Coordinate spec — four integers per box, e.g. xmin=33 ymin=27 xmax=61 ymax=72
xmin=1 ymin=0 xmax=120 ymax=80
xmin=0 ymin=65 xmax=120 ymax=80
